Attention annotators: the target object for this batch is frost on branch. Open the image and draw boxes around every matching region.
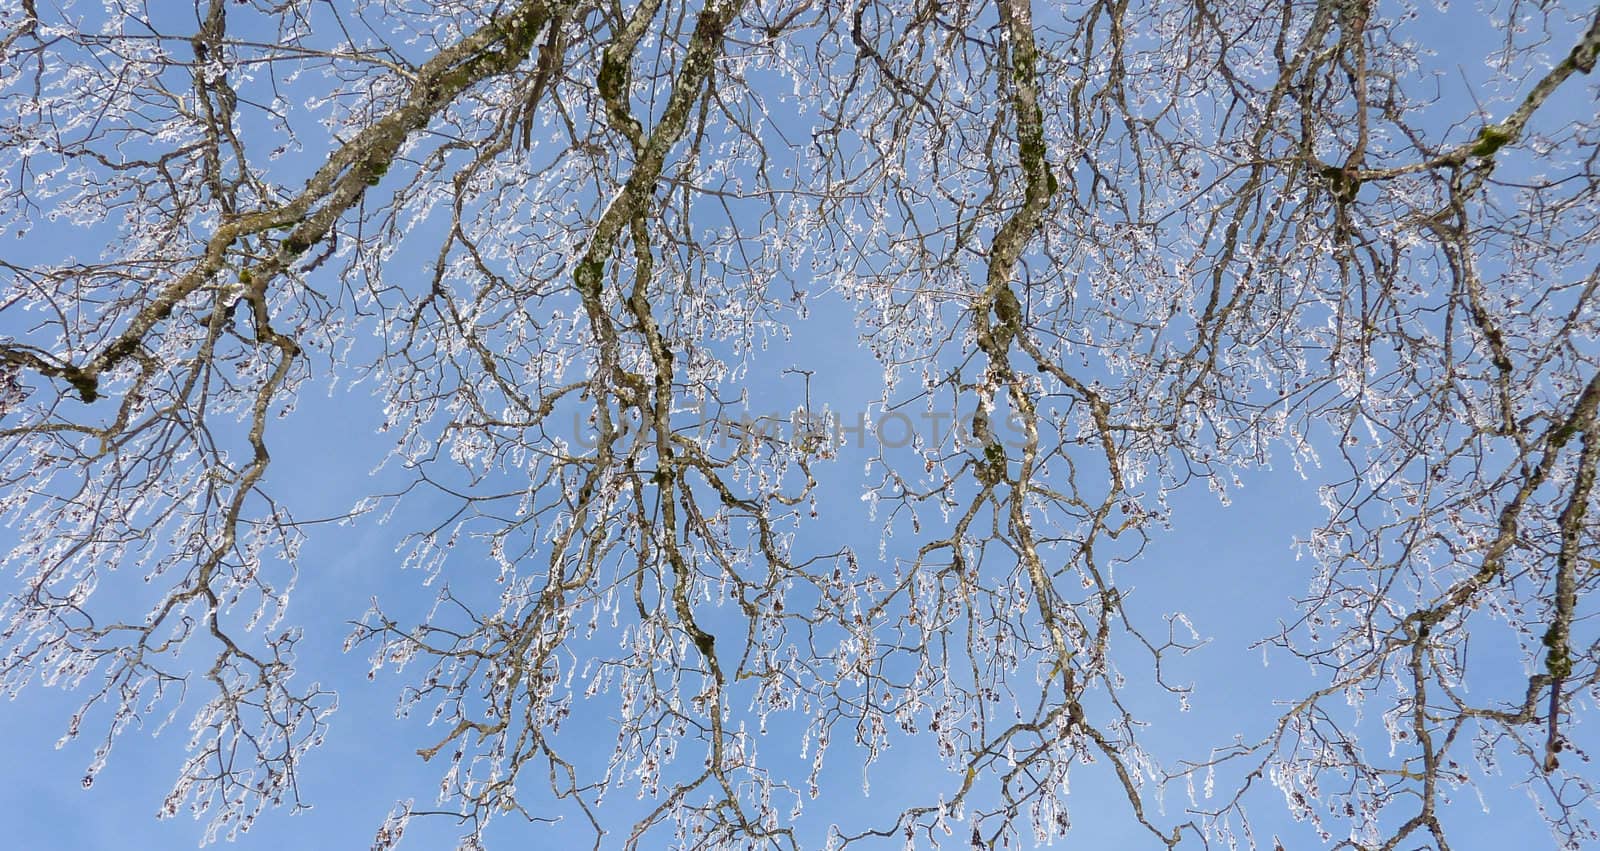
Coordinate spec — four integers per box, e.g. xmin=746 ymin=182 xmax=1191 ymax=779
xmin=1 ymin=0 xmax=1599 ymax=848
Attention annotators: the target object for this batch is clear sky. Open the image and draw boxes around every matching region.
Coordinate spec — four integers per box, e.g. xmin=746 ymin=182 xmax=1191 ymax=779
xmin=0 ymin=299 xmax=1572 ymax=849
xmin=0 ymin=0 xmax=1594 ymax=849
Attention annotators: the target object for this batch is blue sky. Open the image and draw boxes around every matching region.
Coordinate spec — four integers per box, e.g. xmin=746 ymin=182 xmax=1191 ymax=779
xmin=1 ymin=0 xmax=1596 ymax=849
xmin=0 ymin=296 xmax=1573 ymax=849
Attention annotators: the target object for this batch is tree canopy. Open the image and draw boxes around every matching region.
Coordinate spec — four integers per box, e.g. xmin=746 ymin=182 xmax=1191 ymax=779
xmin=1 ymin=0 xmax=1598 ymax=848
